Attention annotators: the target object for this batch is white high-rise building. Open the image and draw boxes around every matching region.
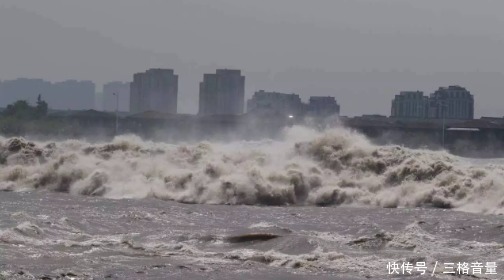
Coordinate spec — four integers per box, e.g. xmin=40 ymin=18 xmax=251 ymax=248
xmin=130 ymin=69 xmax=178 ymax=114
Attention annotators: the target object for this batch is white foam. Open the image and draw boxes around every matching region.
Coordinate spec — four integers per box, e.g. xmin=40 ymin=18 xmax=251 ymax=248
xmin=0 ymin=126 xmax=503 ymax=214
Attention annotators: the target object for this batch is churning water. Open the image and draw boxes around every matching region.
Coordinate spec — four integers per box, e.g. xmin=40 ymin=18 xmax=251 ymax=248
xmin=0 ymin=126 xmax=503 ymax=279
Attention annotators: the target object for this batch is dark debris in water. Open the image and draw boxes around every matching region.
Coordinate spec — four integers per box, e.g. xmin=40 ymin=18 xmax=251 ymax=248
xmin=226 ymin=233 xmax=281 ymax=243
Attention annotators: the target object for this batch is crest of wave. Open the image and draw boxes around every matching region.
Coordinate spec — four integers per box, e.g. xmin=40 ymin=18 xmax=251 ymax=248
xmin=0 ymin=126 xmax=503 ymax=214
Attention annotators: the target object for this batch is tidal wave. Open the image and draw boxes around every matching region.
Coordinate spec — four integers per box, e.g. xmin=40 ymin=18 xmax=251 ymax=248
xmin=1 ymin=126 xmax=503 ymax=214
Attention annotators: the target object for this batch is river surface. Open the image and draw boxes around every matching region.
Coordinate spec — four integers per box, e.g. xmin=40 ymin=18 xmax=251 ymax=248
xmin=0 ymin=127 xmax=503 ymax=279
xmin=1 ymin=192 xmax=503 ymax=279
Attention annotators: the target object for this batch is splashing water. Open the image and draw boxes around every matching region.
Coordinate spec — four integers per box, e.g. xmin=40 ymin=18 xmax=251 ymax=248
xmin=0 ymin=126 xmax=503 ymax=214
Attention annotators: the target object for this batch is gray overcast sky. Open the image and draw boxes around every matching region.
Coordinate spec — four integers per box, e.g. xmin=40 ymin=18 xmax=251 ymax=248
xmin=0 ymin=0 xmax=503 ymax=116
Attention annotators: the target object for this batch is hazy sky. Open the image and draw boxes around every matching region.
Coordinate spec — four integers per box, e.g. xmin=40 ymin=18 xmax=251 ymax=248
xmin=1 ymin=0 xmax=503 ymax=116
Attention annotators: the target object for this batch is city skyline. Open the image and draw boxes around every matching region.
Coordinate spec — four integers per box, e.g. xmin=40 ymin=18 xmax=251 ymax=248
xmin=0 ymin=2 xmax=503 ymax=117
xmin=0 ymin=71 xmax=489 ymax=121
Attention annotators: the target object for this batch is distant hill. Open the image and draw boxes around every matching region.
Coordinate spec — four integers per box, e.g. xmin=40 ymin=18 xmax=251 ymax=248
xmin=0 ymin=7 xmax=187 ymax=85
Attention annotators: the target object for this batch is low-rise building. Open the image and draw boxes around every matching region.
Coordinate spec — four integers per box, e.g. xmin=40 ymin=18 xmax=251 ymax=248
xmin=428 ymin=86 xmax=474 ymax=120
xmin=391 ymin=91 xmax=429 ymax=119
xmin=307 ymin=96 xmax=340 ymax=117
xmin=391 ymin=86 xmax=474 ymax=120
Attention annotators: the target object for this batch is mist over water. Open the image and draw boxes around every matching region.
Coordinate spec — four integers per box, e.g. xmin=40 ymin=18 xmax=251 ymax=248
xmin=0 ymin=125 xmax=503 ymax=215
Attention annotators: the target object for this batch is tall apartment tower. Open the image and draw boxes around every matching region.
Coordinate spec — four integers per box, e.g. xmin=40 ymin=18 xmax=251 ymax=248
xmin=428 ymin=86 xmax=474 ymax=120
xmin=391 ymin=91 xmax=429 ymax=119
xmin=130 ymin=69 xmax=178 ymax=114
xmin=199 ymin=69 xmax=245 ymax=115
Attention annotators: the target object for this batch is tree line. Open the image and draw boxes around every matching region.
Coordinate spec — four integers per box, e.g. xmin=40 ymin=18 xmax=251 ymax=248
xmin=3 ymin=95 xmax=48 ymax=119
xmin=0 ymin=95 xmax=65 ymax=136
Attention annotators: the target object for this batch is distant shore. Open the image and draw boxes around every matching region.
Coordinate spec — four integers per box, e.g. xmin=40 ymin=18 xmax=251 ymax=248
xmin=1 ymin=110 xmax=504 ymax=157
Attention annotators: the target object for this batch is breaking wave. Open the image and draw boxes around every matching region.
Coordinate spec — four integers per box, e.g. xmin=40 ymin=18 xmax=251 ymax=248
xmin=0 ymin=126 xmax=503 ymax=214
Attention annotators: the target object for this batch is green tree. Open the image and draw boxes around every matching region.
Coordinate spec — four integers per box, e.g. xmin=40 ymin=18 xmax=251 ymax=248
xmin=4 ymin=100 xmax=33 ymax=119
xmin=3 ymin=95 xmax=48 ymax=119
xmin=0 ymin=97 xmax=52 ymax=136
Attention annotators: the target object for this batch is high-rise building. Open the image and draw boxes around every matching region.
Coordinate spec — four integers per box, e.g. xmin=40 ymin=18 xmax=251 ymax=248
xmin=247 ymin=90 xmax=304 ymax=117
xmin=199 ymin=69 xmax=245 ymax=115
xmin=130 ymin=69 xmax=178 ymax=114
xmin=307 ymin=96 xmax=340 ymax=117
xmin=103 ymin=82 xmax=130 ymax=112
xmin=428 ymin=86 xmax=474 ymax=120
xmin=391 ymin=91 xmax=429 ymax=119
